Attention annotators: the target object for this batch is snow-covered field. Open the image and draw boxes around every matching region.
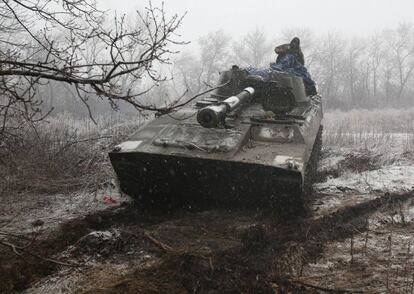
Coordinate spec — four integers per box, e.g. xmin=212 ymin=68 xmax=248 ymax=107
xmin=316 ymin=108 xmax=414 ymax=195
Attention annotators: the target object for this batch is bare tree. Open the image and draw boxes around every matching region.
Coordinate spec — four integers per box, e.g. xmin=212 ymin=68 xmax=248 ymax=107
xmin=383 ymin=23 xmax=414 ymax=101
xmin=173 ymin=30 xmax=231 ymax=96
xmin=232 ymin=27 xmax=272 ymax=68
xmin=344 ymin=37 xmax=366 ymax=104
xmin=0 ymin=0 xmax=185 ymax=137
xmin=173 ymin=51 xmax=204 ymax=96
xmin=198 ymin=30 xmax=231 ymax=86
xmin=368 ymin=33 xmax=385 ymax=99
xmin=312 ymin=32 xmax=345 ymax=107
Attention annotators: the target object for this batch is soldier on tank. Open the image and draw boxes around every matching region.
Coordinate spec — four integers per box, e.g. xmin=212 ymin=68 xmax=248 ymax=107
xmin=275 ymin=37 xmax=305 ymax=66
xmin=247 ymin=37 xmax=317 ymax=95
xmin=271 ymin=37 xmax=316 ymax=95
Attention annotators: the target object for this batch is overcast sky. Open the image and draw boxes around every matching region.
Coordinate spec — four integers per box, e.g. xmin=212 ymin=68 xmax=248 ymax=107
xmin=99 ymin=0 xmax=414 ymax=43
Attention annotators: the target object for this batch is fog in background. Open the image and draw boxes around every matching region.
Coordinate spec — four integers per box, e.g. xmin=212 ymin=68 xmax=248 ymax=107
xmin=40 ymin=0 xmax=414 ymax=115
xmin=99 ymin=0 xmax=414 ymax=42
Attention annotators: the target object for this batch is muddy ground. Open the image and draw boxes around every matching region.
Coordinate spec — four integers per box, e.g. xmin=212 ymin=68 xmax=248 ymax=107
xmin=1 ymin=147 xmax=414 ymax=293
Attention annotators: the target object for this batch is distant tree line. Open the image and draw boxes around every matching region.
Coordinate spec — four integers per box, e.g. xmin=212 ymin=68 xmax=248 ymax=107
xmin=46 ymin=25 xmax=414 ymax=114
xmin=172 ymin=24 xmax=414 ymax=110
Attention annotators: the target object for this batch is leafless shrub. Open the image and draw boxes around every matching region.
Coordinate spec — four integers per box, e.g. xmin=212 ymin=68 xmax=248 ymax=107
xmin=0 ymin=112 xmax=145 ymax=195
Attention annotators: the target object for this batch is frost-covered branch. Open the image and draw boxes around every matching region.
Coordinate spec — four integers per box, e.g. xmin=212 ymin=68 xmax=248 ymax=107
xmin=0 ymin=0 xmax=186 ymax=137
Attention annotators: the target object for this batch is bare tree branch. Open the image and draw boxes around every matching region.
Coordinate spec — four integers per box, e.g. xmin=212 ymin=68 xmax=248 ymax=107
xmin=0 ymin=0 xmax=187 ymax=138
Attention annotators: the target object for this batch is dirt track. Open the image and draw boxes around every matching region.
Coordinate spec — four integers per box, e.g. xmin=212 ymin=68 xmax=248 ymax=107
xmin=1 ymin=188 xmax=414 ymax=293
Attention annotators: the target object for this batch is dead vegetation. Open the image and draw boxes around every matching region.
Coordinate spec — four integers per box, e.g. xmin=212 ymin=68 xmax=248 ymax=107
xmin=0 ymin=113 xmax=145 ymax=292
xmin=0 ymin=114 xmax=145 ymax=195
xmin=317 ymin=149 xmax=383 ymax=184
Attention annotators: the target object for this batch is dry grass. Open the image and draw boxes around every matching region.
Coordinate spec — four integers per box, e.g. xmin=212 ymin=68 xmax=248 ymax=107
xmin=0 ymin=112 xmax=147 ymax=195
xmin=323 ymin=108 xmax=414 ymax=160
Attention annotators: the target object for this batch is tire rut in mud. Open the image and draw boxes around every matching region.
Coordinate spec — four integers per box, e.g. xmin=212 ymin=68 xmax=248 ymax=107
xmin=2 ymin=190 xmax=413 ymax=293
xmin=0 ymin=205 xmax=156 ymax=292
xmin=79 ymin=191 xmax=414 ymax=293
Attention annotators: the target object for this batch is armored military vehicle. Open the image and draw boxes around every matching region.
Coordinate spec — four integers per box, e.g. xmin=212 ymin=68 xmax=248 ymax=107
xmin=109 ymin=66 xmax=323 ymax=214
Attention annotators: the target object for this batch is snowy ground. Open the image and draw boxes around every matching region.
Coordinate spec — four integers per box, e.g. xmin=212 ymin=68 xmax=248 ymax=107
xmin=312 ymin=123 xmax=414 ymax=217
xmin=316 ymin=108 xmax=414 ymax=195
xmin=2 ymin=108 xmax=414 ymax=293
xmin=315 ymin=134 xmax=414 ymax=194
xmin=301 ymin=110 xmax=414 ymax=292
xmin=0 ymin=188 xmax=129 ymax=235
xmin=316 ymin=164 xmax=414 ymax=194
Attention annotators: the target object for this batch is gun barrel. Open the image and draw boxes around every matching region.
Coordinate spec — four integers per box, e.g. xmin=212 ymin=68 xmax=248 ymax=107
xmin=197 ymin=87 xmax=255 ymax=128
